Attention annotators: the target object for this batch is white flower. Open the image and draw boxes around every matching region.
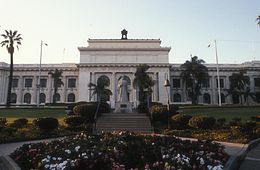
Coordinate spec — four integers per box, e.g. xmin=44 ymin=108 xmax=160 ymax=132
xmin=75 ymin=146 xmax=80 ymax=152
xmin=200 ymin=158 xmax=205 ymax=165
xmin=44 ymin=164 xmax=50 ymax=169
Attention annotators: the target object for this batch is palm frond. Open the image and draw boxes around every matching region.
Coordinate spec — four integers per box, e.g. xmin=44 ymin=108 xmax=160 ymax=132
xmin=1 ymin=34 xmax=8 ymax=39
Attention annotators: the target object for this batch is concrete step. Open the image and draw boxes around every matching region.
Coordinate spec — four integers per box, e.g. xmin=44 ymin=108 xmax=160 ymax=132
xmin=96 ymin=112 xmax=153 ymax=133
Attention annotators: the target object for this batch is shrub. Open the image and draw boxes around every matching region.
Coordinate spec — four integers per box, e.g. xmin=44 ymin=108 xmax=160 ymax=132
xmin=10 ymin=118 xmax=28 ymax=128
xmin=229 ymin=117 xmax=242 ymax=126
xmin=34 ymin=118 xmax=59 ymax=132
xmin=239 ymin=121 xmax=257 ymax=134
xmin=217 ymin=118 xmax=226 ymax=127
xmin=171 ymin=114 xmax=192 ymax=129
xmin=73 ymin=102 xmax=110 ymax=121
xmin=149 ymin=105 xmax=168 ymax=122
xmin=169 ymin=104 xmax=179 ymax=114
xmin=64 ymin=116 xmax=85 ymax=128
xmin=0 ymin=117 xmax=7 ymax=130
xmin=188 ymin=115 xmax=216 ymax=129
xmin=137 ymin=103 xmax=149 ymax=113
xmin=251 ymin=116 xmax=260 ymax=122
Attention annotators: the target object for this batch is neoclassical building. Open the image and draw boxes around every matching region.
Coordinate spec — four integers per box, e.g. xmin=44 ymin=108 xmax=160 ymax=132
xmin=1 ymin=31 xmax=260 ymax=107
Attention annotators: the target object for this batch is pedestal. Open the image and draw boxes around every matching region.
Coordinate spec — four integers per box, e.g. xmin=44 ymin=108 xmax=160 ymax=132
xmin=115 ymin=102 xmax=132 ymax=113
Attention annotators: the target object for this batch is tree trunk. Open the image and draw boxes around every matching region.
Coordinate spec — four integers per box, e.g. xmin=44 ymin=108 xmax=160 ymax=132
xmin=6 ymin=52 xmax=13 ymax=107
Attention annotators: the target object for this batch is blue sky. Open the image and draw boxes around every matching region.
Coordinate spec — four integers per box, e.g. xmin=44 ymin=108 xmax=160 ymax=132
xmin=0 ymin=0 xmax=260 ymax=64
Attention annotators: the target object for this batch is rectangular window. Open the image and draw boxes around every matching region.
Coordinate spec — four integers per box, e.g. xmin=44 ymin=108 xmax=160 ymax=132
xmin=12 ymin=78 xmax=18 ymax=88
xmin=68 ymin=78 xmax=76 ymax=88
xmin=216 ymin=78 xmax=224 ymax=88
xmin=172 ymin=79 xmax=180 ymax=88
xmin=255 ymin=78 xmax=260 ymax=88
xmin=25 ymin=78 xmax=33 ymax=88
xmin=40 ymin=79 xmax=47 ymax=88
xmin=202 ymin=78 xmax=210 ymax=88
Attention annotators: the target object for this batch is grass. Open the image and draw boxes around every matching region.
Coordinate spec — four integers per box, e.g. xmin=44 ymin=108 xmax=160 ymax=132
xmin=0 ymin=108 xmax=67 ymax=123
xmin=181 ymin=106 xmax=260 ymax=122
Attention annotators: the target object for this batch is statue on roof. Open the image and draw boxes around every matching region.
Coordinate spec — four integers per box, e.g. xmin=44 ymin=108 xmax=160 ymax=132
xmin=121 ymin=29 xmax=128 ymax=39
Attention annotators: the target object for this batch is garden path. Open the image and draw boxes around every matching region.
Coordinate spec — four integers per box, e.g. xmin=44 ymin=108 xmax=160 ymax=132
xmin=239 ymin=142 xmax=260 ymax=170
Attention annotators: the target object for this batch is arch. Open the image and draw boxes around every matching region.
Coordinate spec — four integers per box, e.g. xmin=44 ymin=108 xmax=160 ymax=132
xmin=24 ymin=93 xmax=31 ymax=104
xmin=40 ymin=93 xmax=46 ymax=104
xmin=67 ymin=93 xmax=75 ymax=102
xmin=203 ymin=93 xmax=211 ymax=104
xmin=97 ymin=75 xmax=110 ymax=86
xmin=232 ymin=94 xmax=240 ymax=104
xmin=173 ymin=93 xmax=181 ymax=102
xmin=11 ymin=93 xmax=17 ymax=103
xmin=53 ymin=93 xmax=61 ymax=103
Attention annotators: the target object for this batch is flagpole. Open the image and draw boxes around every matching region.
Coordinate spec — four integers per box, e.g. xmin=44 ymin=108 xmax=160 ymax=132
xmin=214 ymin=40 xmax=222 ymax=107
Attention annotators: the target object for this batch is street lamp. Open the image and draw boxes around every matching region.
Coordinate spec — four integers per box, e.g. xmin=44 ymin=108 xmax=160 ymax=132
xmin=37 ymin=40 xmax=47 ymax=107
xmin=164 ymin=73 xmax=171 ymax=129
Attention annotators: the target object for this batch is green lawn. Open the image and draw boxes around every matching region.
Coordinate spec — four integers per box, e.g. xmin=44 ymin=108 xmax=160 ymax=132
xmin=0 ymin=108 xmax=67 ymax=123
xmin=181 ymin=106 xmax=260 ymax=122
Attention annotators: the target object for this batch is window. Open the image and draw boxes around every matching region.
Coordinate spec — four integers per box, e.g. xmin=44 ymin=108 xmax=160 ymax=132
xmin=40 ymin=93 xmax=46 ymax=103
xmin=25 ymin=78 xmax=33 ymax=88
xmin=216 ymin=78 xmax=224 ymax=88
xmin=254 ymin=78 xmax=260 ymax=88
xmin=57 ymin=79 xmax=62 ymax=88
xmin=202 ymin=78 xmax=210 ymax=88
xmin=53 ymin=93 xmax=60 ymax=102
xmin=12 ymin=78 xmax=18 ymax=88
xmin=173 ymin=93 xmax=181 ymax=102
xmin=172 ymin=79 xmax=181 ymax=88
xmin=40 ymin=79 xmax=47 ymax=88
xmin=68 ymin=78 xmax=76 ymax=88
xmin=11 ymin=93 xmax=17 ymax=103
xmin=24 ymin=93 xmax=31 ymax=104
xmin=203 ymin=93 xmax=211 ymax=104
xmin=67 ymin=93 xmax=75 ymax=102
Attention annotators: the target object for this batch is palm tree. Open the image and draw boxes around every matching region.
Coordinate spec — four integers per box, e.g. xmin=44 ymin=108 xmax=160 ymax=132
xmin=48 ymin=69 xmax=64 ymax=103
xmin=227 ymin=70 xmax=254 ymax=104
xmin=88 ymin=76 xmax=112 ymax=120
xmin=180 ymin=56 xmax=209 ymax=104
xmin=256 ymin=15 xmax=260 ymax=27
xmin=0 ymin=30 xmax=22 ymax=107
xmin=133 ymin=64 xmax=155 ymax=105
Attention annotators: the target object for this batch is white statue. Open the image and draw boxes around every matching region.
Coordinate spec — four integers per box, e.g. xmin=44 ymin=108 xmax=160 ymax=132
xmin=118 ymin=76 xmax=128 ymax=102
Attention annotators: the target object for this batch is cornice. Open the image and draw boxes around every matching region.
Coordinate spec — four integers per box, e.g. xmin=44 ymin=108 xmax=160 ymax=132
xmin=78 ymin=47 xmax=171 ymax=52
xmin=77 ymin=63 xmax=171 ymax=68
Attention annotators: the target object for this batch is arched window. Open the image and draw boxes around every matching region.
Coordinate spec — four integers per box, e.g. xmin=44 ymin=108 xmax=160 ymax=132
xmin=67 ymin=93 xmax=75 ymax=102
xmin=203 ymin=93 xmax=211 ymax=104
xmin=24 ymin=93 xmax=31 ymax=104
xmin=232 ymin=94 xmax=240 ymax=104
xmin=97 ymin=75 xmax=110 ymax=86
xmin=11 ymin=93 xmax=17 ymax=103
xmin=173 ymin=93 xmax=181 ymax=102
xmin=53 ymin=93 xmax=61 ymax=103
xmin=40 ymin=93 xmax=46 ymax=104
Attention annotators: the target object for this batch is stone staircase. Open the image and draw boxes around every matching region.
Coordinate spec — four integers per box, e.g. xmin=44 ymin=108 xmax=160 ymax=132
xmin=95 ymin=113 xmax=153 ymax=133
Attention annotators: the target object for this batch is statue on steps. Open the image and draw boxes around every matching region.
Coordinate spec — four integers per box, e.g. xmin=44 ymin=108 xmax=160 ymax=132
xmin=118 ymin=76 xmax=128 ymax=102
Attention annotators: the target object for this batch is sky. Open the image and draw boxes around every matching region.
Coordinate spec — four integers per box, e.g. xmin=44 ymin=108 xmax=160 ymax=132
xmin=0 ymin=0 xmax=260 ymax=64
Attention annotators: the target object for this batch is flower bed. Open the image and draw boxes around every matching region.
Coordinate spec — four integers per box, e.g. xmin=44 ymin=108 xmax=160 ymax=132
xmin=10 ymin=131 xmax=229 ymax=170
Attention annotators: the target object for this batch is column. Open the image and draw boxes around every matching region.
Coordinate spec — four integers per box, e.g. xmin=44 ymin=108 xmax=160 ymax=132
xmin=32 ymin=76 xmax=37 ymax=104
xmin=62 ymin=76 xmax=67 ymax=103
xmin=111 ymin=72 xmax=116 ymax=108
xmin=46 ymin=74 xmax=52 ymax=103
xmin=78 ymin=68 xmax=90 ymax=102
xmin=17 ymin=76 xmax=23 ymax=104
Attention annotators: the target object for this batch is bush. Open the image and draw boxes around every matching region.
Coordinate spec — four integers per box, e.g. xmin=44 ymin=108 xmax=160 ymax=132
xmin=251 ymin=116 xmax=260 ymax=122
xmin=217 ymin=118 xmax=226 ymax=127
xmin=239 ymin=121 xmax=257 ymax=134
xmin=73 ymin=102 xmax=110 ymax=121
xmin=137 ymin=103 xmax=149 ymax=113
xmin=229 ymin=117 xmax=242 ymax=126
xmin=0 ymin=117 xmax=7 ymax=130
xmin=34 ymin=118 xmax=59 ymax=132
xmin=64 ymin=116 xmax=85 ymax=128
xmin=10 ymin=118 xmax=28 ymax=128
xmin=171 ymin=114 xmax=192 ymax=129
xmin=169 ymin=104 xmax=179 ymax=114
xmin=188 ymin=115 xmax=216 ymax=129
xmin=149 ymin=105 xmax=168 ymax=122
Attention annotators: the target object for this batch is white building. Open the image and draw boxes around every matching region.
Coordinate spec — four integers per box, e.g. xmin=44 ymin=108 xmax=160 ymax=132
xmin=1 ymin=31 xmax=260 ymax=106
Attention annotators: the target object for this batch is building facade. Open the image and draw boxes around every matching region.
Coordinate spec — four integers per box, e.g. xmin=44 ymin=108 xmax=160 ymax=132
xmin=1 ymin=33 xmax=260 ymax=107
